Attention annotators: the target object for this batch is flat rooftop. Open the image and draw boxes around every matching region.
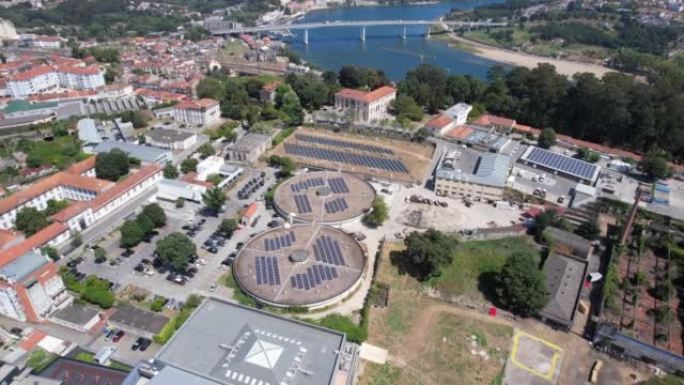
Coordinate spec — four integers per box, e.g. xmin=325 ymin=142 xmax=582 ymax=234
xmin=152 ymin=298 xmax=345 ymax=385
xmin=273 ymin=171 xmax=375 ymax=224
xmin=234 ymin=225 xmax=366 ymax=307
xmin=436 ymin=150 xmax=511 ymax=188
xmin=146 ymin=128 xmax=195 ymax=143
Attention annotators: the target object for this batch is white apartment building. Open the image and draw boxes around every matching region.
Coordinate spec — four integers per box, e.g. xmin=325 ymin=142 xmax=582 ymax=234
xmin=172 ymin=98 xmax=221 ymax=127
xmin=334 ymin=86 xmax=396 ymax=124
xmin=7 ymin=65 xmax=105 ymax=100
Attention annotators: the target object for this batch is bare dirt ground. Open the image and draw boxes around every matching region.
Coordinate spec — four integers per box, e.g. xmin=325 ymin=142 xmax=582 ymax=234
xmin=358 ymin=242 xmax=651 ymax=385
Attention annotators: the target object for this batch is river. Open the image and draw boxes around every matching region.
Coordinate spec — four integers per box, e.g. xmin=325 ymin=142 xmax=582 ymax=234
xmin=285 ymin=0 xmax=505 ymax=80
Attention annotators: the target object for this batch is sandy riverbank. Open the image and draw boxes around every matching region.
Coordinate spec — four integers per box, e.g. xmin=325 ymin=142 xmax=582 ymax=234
xmin=448 ymin=34 xmax=617 ymax=77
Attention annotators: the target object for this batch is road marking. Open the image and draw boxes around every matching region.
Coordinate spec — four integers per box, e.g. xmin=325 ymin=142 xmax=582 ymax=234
xmin=510 ymin=330 xmax=563 ymax=381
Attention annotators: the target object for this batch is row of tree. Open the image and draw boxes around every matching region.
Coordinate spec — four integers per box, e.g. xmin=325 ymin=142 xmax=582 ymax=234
xmin=120 ymin=204 xmax=167 ymax=249
xmin=398 ymin=63 xmax=684 ymax=162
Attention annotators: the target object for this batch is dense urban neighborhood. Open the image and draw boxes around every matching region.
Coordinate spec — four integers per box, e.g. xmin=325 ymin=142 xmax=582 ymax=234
xmin=0 ymin=1 xmax=683 ymax=385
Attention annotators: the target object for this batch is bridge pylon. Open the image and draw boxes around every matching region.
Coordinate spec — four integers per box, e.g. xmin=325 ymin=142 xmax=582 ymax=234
xmin=304 ymin=29 xmax=309 ymax=45
xmin=360 ymin=26 xmax=366 ymax=42
xmin=401 ymin=26 xmax=407 ymax=40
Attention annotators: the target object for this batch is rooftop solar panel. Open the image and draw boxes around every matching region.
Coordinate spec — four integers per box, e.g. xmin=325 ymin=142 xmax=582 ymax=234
xmin=295 ymin=134 xmax=394 ymax=155
xmin=523 ymin=147 xmax=599 ymax=181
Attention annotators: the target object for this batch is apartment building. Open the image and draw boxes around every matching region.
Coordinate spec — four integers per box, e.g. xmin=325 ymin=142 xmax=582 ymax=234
xmin=172 ymin=98 xmax=220 ymax=127
xmin=7 ymin=64 xmax=105 ymax=100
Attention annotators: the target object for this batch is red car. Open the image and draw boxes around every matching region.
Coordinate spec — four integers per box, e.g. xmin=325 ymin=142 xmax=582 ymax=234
xmin=112 ymin=330 xmax=125 ymax=342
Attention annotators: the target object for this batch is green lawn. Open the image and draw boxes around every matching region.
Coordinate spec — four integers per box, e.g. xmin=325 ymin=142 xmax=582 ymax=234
xmin=428 ymin=237 xmax=539 ymax=302
xmin=26 ymin=348 xmax=58 ymax=373
xmin=463 ymin=30 xmax=503 ymax=47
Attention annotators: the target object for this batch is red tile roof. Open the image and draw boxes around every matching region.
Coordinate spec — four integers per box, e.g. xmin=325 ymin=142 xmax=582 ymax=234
xmin=426 ymin=114 xmax=454 ymax=130
xmin=335 ymin=86 xmax=396 ymax=104
xmin=0 ymin=222 xmax=68 ymax=267
xmin=91 ymin=164 xmax=162 ymax=211
xmin=473 ymin=114 xmax=516 ymax=128
xmin=19 ymin=330 xmax=47 ymax=351
xmin=445 ymin=125 xmax=474 ymax=139
xmin=51 ymin=201 xmax=89 ymax=223
xmin=56 ymin=65 xmax=101 ymax=76
xmin=10 ymin=66 xmax=54 ymax=82
xmin=65 ymin=156 xmax=96 ymax=175
xmin=174 ymin=98 xmax=219 ymax=110
xmin=243 ymin=202 xmax=258 ymax=219
xmin=0 ymin=229 xmax=22 ymax=250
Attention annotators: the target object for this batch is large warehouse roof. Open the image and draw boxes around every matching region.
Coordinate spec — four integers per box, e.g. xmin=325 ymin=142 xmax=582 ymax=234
xmin=520 ymin=146 xmax=600 ymax=183
xmin=149 ymin=299 xmax=345 ymax=385
xmin=436 ymin=152 xmax=511 ymax=188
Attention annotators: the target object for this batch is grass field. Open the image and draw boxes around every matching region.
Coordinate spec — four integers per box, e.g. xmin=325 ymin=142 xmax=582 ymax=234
xmin=427 ymin=237 xmax=539 ymax=304
xmin=360 ymin=242 xmax=513 ymax=385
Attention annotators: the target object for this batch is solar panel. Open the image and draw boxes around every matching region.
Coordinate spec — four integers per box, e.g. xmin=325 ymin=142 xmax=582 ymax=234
xmin=295 ymin=134 xmax=394 ymax=155
xmin=331 ymin=267 xmax=338 ymax=278
xmin=255 ymin=256 xmax=280 ymax=286
xmin=290 ymin=276 xmax=296 ymax=288
xmin=294 ymin=194 xmax=312 ymax=213
xmin=523 ymin=147 xmax=598 ymax=181
xmin=284 ymin=143 xmax=408 ymax=173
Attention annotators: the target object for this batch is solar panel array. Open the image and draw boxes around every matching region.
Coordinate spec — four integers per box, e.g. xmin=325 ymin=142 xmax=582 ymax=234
xmin=313 ymin=236 xmax=346 ymax=266
xmin=524 ymin=147 xmax=598 ymax=181
xmin=295 ymin=134 xmax=394 ymax=155
xmin=263 ymin=231 xmax=296 ymax=251
xmin=325 ymin=198 xmax=349 ymax=214
xmin=293 ymin=194 xmax=312 ymax=213
xmin=284 ymin=143 xmax=408 ymax=173
xmin=255 ymin=256 xmax=280 ymax=286
xmin=328 ymin=177 xmax=350 ymax=194
xmin=290 ymin=264 xmax=339 ymax=290
xmin=290 ymin=177 xmax=325 ymax=193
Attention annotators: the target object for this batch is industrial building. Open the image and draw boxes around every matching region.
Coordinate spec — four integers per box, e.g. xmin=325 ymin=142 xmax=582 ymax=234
xmin=145 ymin=128 xmax=198 ymax=150
xmin=90 ymin=141 xmax=172 ymax=165
xmin=434 ymin=150 xmax=511 ymax=202
xmin=519 ymin=146 xmax=601 ymax=185
xmin=125 ymin=298 xmax=359 ymax=385
xmin=225 ymin=133 xmax=272 ymax=163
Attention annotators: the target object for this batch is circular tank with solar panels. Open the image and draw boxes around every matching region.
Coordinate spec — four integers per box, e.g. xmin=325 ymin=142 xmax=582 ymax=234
xmin=272 ymin=171 xmax=375 ymax=225
xmin=233 ymin=224 xmax=366 ymax=308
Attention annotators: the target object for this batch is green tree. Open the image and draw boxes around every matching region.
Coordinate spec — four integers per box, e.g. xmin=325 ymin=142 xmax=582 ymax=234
xmin=119 ymin=111 xmax=148 ymax=128
xmin=70 ymin=232 xmax=82 ymax=248
xmin=202 ymin=186 xmax=226 ymax=213
xmin=120 ymin=220 xmax=144 ymax=248
xmin=15 ymin=207 xmax=49 ymax=236
xmin=136 ymin=213 xmax=155 ymax=235
xmin=401 ymin=229 xmax=455 ymax=281
xmin=530 ymin=210 xmax=557 ymax=242
xmin=392 ymin=94 xmax=424 ymax=121
xmin=576 ymin=147 xmax=600 ymax=163
xmin=537 ymin=128 xmax=557 ymax=149
xmin=180 ymin=158 xmax=198 ymax=173
xmin=196 ymin=77 xmax=226 ymax=100
xmin=163 ymin=162 xmax=179 ymax=179
xmin=363 ymin=197 xmax=389 ymax=228
xmin=280 ymin=90 xmax=304 ymax=126
xmin=575 ymin=221 xmax=600 ymax=240
xmin=156 ymin=232 xmax=196 ymax=272
xmin=142 ymin=204 xmax=166 ymax=228
xmin=41 ymin=246 xmax=60 ymax=261
xmin=197 ymin=143 xmax=216 ymax=159
xmin=175 ymin=198 xmax=185 ymax=208
xmin=640 ymin=151 xmax=672 ymax=180
xmin=219 ymin=218 xmax=238 ymax=237
xmin=94 ymin=247 xmax=107 ymax=264
xmin=497 ymin=251 xmax=548 ymax=317
xmin=95 ymin=149 xmax=130 ymax=181
xmin=44 ymin=199 xmax=69 ymax=216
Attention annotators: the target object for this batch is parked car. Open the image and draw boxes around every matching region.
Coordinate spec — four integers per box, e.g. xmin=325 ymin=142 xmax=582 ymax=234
xmin=104 ymin=329 xmax=117 ymax=342
xmin=139 ymin=338 xmax=152 ymax=351
xmin=112 ymin=330 xmax=125 ymax=343
xmin=121 ymin=249 xmax=134 ymax=258
xmin=207 ymin=247 xmax=218 ymax=254
xmin=131 ymin=337 xmax=143 ymax=351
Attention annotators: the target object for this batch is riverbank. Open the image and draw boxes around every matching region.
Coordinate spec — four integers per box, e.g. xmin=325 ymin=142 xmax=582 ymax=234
xmin=444 ymin=33 xmax=617 ymax=77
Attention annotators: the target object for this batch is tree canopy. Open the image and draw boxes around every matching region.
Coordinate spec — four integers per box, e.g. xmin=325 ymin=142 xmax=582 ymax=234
xmin=496 ymin=251 xmax=548 ymax=317
xmin=156 ymin=232 xmax=196 ymax=272
xmin=15 ymin=207 xmax=48 ymax=236
xmin=219 ymin=218 xmax=238 ymax=238
xmin=363 ymin=197 xmax=389 ymax=228
xmin=640 ymin=151 xmax=672 ymax=180
xmin=163 ymin=162 xmax=179 ymax=179
xmin=202 ymin=186 xmax=226 ymax=213
xmin=120 ymin=220 xmax=144 ymax=249
xmin=538 ymin=128 xmax=557 ymax=149
xmin=142 ymin=204 xmax=166 ymax=228
xmin=401 ymin=229 xmax=455 ymax=281
xmin=180 ymin=158 xmax=198 ymax=173
xmin=95 ymin=149 xmax=130 ymax=181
